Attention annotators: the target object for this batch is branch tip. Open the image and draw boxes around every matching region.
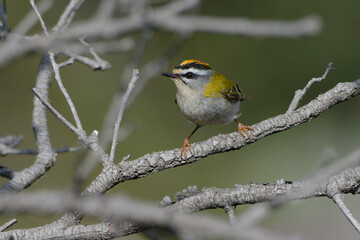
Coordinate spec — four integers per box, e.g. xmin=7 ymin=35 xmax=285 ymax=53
xmin=332 ymin=193 xmax=360 ymax=233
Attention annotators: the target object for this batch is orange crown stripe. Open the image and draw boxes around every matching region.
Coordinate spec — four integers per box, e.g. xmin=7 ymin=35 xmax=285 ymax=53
xmin=175 ymin=59 xmax=212 ymax=70
xmin=179 ymin=59 xmax=210 ymax=68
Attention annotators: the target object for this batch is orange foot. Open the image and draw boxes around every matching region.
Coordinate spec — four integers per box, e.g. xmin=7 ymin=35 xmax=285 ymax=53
xmin=181 ymin=138 xmax=192 ymax=162
xmin=237 ymin=122 xmax=253 ymax=140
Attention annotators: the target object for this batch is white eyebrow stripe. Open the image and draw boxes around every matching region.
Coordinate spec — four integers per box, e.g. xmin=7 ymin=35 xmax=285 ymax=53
xmin=182 ymin=68 xmax=210 ymax=76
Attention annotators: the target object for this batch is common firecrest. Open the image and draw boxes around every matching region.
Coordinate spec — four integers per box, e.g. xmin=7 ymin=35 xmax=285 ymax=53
xmin=162 ymin=59 xmax=253 ymax=161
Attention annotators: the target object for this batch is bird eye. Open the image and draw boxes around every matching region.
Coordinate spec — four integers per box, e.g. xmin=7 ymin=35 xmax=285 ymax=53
xmin=183 ymin=72 xmax=195 ymax=79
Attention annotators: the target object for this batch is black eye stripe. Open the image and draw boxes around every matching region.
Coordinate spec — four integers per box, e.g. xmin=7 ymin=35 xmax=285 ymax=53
xmin=181 ymin=72 xmax=196 ymax=79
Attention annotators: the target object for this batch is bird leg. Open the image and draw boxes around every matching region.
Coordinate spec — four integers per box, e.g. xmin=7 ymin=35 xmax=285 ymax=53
xmin=234 ymin=119 xmax=253 ymax=139
xmin=181 ymin=125 xmax=200 ymax=161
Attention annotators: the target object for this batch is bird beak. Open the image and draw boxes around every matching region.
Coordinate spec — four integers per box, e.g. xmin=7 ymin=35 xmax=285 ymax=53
xmin=162 ymin=72 xmax=177 ymax=78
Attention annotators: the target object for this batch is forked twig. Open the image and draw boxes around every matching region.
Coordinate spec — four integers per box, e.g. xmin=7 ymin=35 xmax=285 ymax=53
xmin=287 ymin=62 xmax=335 ymax=113
xmin=31 ymin=88 xmax=78 ymax=134
xmin=109 ymin=69 xmax=139 ymax=162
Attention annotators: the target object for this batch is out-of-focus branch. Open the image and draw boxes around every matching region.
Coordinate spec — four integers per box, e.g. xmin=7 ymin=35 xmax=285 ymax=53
xmin=0 ymin=0 xmax=86 ymax=193
xmin=1 ymin=159 xmax=359 ymax=239
xmin=154 ymin=15 xmax=321 ymax=37
xmin=48 ymin=52 xmax=84 ymax=130
xmin=0 ymin=0 xmax=10 ymax=39
xmin=77 ymin=37 xmax=111 ymax=70
xmin=42 ymin=76 xmax=358 ymax=237
xmin=0 ymin=190 xmax=311 ymax=240
xmin=73 ymin=34 xmax=186 ymax=189
xmin=0 ymin=0 xmax=322 ymax=68
xmin=13 ymin=0 xmax=53 ymax=35
xmin=0 ymin=166 xmax=14 ymax=180
xmin=62 ymin=38 xmax=134 ymax=55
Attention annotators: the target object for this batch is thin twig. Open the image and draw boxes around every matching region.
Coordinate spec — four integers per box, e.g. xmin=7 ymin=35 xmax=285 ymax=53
xmin=58 ymin=56 xmax=75 ymax=68
xmin=78 ymin=37 xmax=111 ymax=70
xmin=0 ymin=0 xmax=86 ymax=194
xmin=0 ymin=135 xmax=23 ymax=148
xmin=0 ymin=166 xmax=14 ymax=179
xmin=0 ymin=0 xmax=9 ymax=38
xmin=31 ymin=88 xmax=78 ymax=134
xmin=0 ymin=145 xmax=84 ymax=156
xmin=14 ymin=0 xmax=53 ymax=35
xmin=48 ymin=52 xmax=84 ymax=131
xmin=30 ymin=0 xmax=49 ymax=36
xmin=100 ymin=28 xmax=154 ymax=149
xmin=332 ymin=193 xmax=360 ymax=233
xmin=224 ymin=205 xmax=237 ymax=225
xmin=286 ymin=62 xmax=335 ymax=113
xmin=63 ymin=38 xmax=134 ymax=55
xmin=109 ymin=69 xmax=140 ymax=162
xmin=0 ymin=218 xmax=17 ymax=232
xmin=52 ymin=0 xmax=85 ymax=32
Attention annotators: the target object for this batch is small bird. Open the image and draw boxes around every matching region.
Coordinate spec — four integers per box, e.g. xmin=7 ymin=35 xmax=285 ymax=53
xmin=162 ymin=59 xmax=253 ymax=160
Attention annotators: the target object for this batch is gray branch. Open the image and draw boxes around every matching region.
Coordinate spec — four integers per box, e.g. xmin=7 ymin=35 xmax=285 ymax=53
xmin=0 ymin=190 xmax=314 ymax=240
xmin=0 ymin=0 xmax=322 ymax=68
xmin=0 ymin=0 xmax=86 ymax=193
xmin=332 ymin=193 xmax=360 ymax=233
xmin=287 ymin=62 xmax=335 ymax=113
xmin=1 ymin=160 xmax=359 ymax=239
xmin=0 ymin=218 xmax=17 ymax=232
xmin=82 ymin=80 xmax=360 ymax=197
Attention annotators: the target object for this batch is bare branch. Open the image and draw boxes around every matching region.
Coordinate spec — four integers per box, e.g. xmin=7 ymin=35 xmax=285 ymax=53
xmin=154 ymin=15 xmax=322 ymax=37
xmin=0 ymin=218 xmax=17 ymax=232
xmin=78 ymin=37 xmax=111 ymax=70
xmin=51 ymin=0 xmax=85 ymax=32
xmin=237 ymin=204 xmax=273 ymax=228
xmin=0 ymin=191 xmax=309 ymax=240
xmin=0 ymin=139 xmax=84 ymax=156
xmin=0 ymin=1 xmax=322 ymax=69
xmin=58 ymin=55 xmax=75 ymax=68
xmin=72 ymin=30 xmax=157 ymax=187
xmin=0 ymin=0 xmax=10 ymax=39
xmin=0 ymin=135 xmax=23 ymax=149
xmin=29 ymin=0 xmax=49 ymax=35
xmin=0 ymin=0 xmax=86 ymax=192
xmin=14 ymin=0 xmax=53 ymax=35
xmin=287 ymin=62 xmax=335 ymax=113
xmin=93 ymin=0 xmax=117 ymax=19
xmin=31 ymin=88 xmax=78 ymax=135
xmin=49 ymin=52 xmax=84 ymax=130
xmin=224 ymin=205 xmax=237 ymax=225
xmin=109 ymin=69 xmax=139 ymax=162
xmin=0 ymin=166 xmax=14 ymax=180
xmin=332 ymin=193 xmax=360 ymax=233
xmin=63 ymin=38 xmax=134 ymax=55
xmin=1 ymin=156 xmax=359 ymax=239
xmin=80 ymin=79 xmax=360 ymax=197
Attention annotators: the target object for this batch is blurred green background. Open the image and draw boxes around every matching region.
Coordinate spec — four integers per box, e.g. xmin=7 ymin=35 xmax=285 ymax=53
xmin=1 ymin=0 xmax=360 ymax=239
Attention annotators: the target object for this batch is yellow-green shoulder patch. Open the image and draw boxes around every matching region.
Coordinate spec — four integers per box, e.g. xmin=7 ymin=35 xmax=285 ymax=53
xmin=204 ymin=72 xmax=234 ymax=98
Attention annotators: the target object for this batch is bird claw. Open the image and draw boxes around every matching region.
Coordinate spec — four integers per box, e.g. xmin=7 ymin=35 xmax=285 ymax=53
xmin=237 ymin=123 xmax=253 ymax=140
xmin=181 ymin=139 xmax=192 ymax=162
